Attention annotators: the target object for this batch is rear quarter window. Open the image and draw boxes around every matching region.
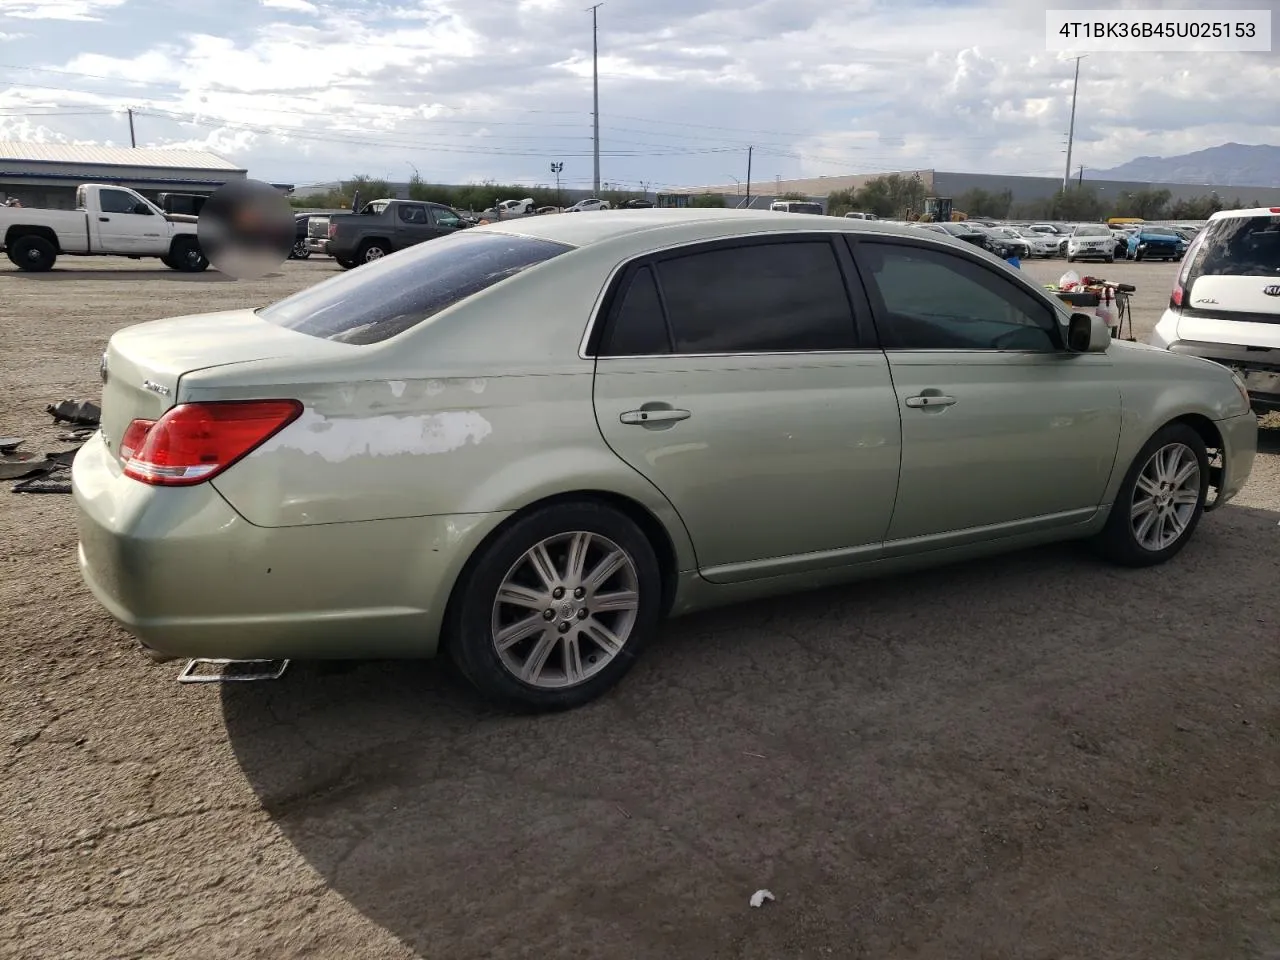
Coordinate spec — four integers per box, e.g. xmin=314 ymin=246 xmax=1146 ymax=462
xmin=257 ymin=231 xmax=573 ymax=344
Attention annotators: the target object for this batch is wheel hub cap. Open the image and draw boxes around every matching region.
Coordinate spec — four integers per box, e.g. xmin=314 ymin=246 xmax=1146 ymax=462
xmin=490 ymin=531 xmax=640 ymax=689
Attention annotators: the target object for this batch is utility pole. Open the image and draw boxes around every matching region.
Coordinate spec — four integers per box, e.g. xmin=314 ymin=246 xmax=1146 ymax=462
xmin=1063 ymin=55 xmax=1085 ymax=190
xmin=550 ymin=161 xmax=564 ymax=207
xmin=1077 ymin=164 xmax=1084 ymax=186
xmin=127 ymin=108 xmax=136 ymax=148
xmin=588 ymin=3 xmax=603 ymax=194
xmin=744 ymin=145 xmax=753 ymax=207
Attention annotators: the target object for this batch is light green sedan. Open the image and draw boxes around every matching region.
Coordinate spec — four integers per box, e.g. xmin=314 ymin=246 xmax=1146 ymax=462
xmin=72 ymin=210 xmax=1258 ymax=710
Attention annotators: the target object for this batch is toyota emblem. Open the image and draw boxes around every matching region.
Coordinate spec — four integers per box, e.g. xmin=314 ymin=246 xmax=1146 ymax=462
xmin=1264 ymin=285 xmax=1280 ymax=297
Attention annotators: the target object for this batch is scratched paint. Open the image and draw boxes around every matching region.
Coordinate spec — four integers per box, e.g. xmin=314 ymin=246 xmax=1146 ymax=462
xmin=256 ymin=407 xmax=493 ymax=463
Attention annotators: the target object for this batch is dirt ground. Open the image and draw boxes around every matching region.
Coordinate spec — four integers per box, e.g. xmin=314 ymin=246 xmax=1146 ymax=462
xmin=2 ymin=254 xmax=1278 ymax=960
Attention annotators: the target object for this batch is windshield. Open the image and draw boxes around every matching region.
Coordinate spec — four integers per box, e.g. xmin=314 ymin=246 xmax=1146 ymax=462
xmin=1145 ymin=227 xmax=1177 ymax=236
xmin=1073 ymin=225 xmax=1109 ymax=236
xmin=257 ymin=230 xmax=573 ymax=344
xmin=1187 ymin=216 xmax=1280 ymax=277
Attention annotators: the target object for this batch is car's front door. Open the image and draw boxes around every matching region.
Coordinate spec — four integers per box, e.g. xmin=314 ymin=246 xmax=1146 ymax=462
xmin=95 ymin=188 xmax=166 ymax=254
xmin=850 ymin=238 xmax=1123 ymax=549
xmin=591 ymin=235 xmax=903 ymax=583
xmin=429 ymin=206 xmax=467 ymax=236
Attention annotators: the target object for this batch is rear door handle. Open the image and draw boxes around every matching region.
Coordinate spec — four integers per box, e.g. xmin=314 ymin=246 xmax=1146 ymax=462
xmin=98 ymin=217 xmax=110 ymax=222
xmin=904 ymin=394 xmax=956 ymax=409
xmin=620 ymin=407 xmax=691 ymax=425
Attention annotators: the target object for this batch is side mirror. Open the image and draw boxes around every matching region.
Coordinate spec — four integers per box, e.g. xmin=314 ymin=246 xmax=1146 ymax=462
xmin=1067 ymin=313 xmax=1111 ymax=353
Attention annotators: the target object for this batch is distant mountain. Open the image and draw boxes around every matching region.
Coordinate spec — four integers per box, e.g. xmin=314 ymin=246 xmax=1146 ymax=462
xmin=1086 ymin=143 xmax=1280 ymax=188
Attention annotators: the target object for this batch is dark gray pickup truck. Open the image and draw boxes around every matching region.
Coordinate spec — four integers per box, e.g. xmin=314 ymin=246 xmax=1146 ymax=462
xmin=323 ymin=199 xmax=471 ymax=268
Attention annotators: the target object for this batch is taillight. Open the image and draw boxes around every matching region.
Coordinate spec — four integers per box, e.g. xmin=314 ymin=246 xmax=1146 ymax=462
xmin=119 ymin=418 xmax=155 ymax=461
xmin=1171 ymin=284 xmax=1184 ymax=308
xmin=327 ymin=222 xmax=337 ymax=239
xmin=121 ymin=400 xmax=302 ymax=487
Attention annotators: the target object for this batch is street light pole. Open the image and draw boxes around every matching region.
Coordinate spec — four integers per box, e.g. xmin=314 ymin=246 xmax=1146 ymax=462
xmin=588 ymin=3 xmax=603 ymax=194
xmin=550 ymin=161 xmax=564 ymax=207
xmin=1063 ymin=55 xmax=1086 ymax=190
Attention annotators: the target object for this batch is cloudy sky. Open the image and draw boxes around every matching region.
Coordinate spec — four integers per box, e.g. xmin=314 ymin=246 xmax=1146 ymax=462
xmin=0 ymin=0 xmax=1276 ymax=192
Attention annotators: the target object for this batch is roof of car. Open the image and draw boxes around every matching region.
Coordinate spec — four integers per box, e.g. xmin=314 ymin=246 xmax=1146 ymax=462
xmin=476 ymin=207 xmax=930 ymax=248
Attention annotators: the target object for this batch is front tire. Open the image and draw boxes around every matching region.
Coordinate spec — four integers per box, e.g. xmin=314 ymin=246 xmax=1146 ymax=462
xmin=169 ymin=237 xmax=209 ymax=272
xmin=9 ymin=234 xmax=57 ymax=271
xmin=335 ymin=257 xmax=358 ymax=270
xmin=1092 ymin=423 xmax=1209 ymax=568
xmin=446 ymin=502 xmax=662 ymax=711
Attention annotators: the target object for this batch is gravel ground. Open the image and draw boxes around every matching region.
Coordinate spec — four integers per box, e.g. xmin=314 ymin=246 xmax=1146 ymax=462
xmin=2 ymin=254 xmax=1278 ymax=960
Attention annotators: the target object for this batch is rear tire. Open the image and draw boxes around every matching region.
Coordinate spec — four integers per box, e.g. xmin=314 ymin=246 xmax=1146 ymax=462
xmin=335 ymin=257 xmax=358 ymax=270
xmin=1092 ymin=423 xmax=1209 ymax=568
xmin=9 ymin=234 xmax=57 ymax=272
xmin=357 ymin=240 xmax=390 ymax=264
xmin=445 ymin=501 xmax=662 ymax=711
xmin=291 ymin=239 xmax=310 ymax=260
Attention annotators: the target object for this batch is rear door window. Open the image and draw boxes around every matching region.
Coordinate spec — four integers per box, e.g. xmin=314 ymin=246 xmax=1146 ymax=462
xmin=257 ymin=231 xmax=573 ymax=344
xmin=654 ymin=240 xmax=858 ymax=353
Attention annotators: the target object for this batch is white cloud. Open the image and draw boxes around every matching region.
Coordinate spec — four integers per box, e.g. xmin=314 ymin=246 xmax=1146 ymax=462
xmin=0 ymin=0 xmax=1273 ymax=190
xmin=0 ymin=0 xmax=126 ymax=20
xmin=261 ymin=0 xmax=318 ymax=12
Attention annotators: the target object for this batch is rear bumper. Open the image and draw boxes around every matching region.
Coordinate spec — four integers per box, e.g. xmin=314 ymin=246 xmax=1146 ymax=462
xmin=305 ymin=238 xmax=329 ymax=254
xmin=71 ymin=432 xmax=508 ymax=661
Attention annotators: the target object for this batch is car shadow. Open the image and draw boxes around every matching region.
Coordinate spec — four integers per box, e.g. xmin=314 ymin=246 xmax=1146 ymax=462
xmin=221 ymin=500 xmax=1280 ymax=958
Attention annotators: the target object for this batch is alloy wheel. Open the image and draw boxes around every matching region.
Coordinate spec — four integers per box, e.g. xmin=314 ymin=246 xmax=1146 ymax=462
xmin=490 ymin=531 xmax=640 ymax=689
xmin=1130 ymin=442 xmax=1201 ymax=551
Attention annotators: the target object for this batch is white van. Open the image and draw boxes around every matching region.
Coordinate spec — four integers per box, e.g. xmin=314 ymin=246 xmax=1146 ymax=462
xmin=770 ymin=200 xmax=824 ymax=215
xmin=1150 ymin=206 xmax=1280 ymax=413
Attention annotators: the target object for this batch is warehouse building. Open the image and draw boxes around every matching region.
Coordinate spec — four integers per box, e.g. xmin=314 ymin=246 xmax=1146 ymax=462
xmin=674 ymin=168 xmax=1280 ymax=212
xmin=0 ymin=142 xmax=290 ymax=210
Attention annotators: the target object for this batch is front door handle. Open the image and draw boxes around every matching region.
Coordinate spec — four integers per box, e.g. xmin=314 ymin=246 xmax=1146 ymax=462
xmin=98 ymin=217 xmax=110 ymax=222
xmin=904 ymin=394 xmax=956 ymax=409
xmin=620 ymin=407 xmax=691 ymax=425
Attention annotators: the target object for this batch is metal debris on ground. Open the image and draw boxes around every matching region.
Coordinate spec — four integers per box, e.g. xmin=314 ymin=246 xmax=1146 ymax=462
xmin=0 ymin=437 xmax=22 ymax=454
xmin=178 ymin=659 xmax=292 ymax=683
xmin=46 ymin=399 xmax=101 ymax=428
xmin=749 ymin=889 xmax=775 ymax=908
xmin=12 ymin=464 xmax=71 ymax=494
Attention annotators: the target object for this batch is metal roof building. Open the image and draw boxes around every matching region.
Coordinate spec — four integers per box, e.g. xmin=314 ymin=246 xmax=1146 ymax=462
xmin=0 ymin=142 xmax=290 ymax=210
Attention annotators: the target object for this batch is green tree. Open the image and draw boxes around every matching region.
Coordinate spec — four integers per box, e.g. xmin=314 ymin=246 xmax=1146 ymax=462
xmin=1167 ymin=193 xmax=1224 ymax=220
xmin=956 ymin=187 xmax=1013 ymax=219
xmin=1111 ymin=187 xmax=1171 ymax=219
xmin=1048 ymin=185 xmax=1104 ymax=221
xmin=775 ymin=191 xmax=810 ymax=201
xmin=690 ymin=193 xmax=727 ymax=208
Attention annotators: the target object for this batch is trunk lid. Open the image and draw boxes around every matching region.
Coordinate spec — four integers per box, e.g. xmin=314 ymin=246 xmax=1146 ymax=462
xmin=99 ymin=308 xmax=343 ymax=462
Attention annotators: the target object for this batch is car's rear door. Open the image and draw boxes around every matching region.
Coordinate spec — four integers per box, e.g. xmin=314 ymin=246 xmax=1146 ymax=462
xmin=591 ymin=234 xmax=902 ymax=584
xmin=849 ymin=236 xmax=1122 ymax=549
xmin=393 ymin=203 xmax=430 ymax=248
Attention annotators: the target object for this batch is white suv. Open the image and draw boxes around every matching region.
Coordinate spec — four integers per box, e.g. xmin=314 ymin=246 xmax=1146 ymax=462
xmin=1150 ymin=206 xmax=1280 ymax=414
xmin=1066 ymin=224 xmax=1115 ymax=263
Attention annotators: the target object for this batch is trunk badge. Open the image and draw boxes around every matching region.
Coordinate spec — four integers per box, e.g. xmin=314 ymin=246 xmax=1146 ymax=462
xmin=1264 ymin=285 xmax=1280 ymax=297
xmin=143 ymin=379 xmax=170 ymax=397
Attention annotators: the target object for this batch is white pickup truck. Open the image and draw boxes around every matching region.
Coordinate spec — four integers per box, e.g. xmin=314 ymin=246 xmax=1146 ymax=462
xmin=0 ymin=183 xmax=209 ymax=272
